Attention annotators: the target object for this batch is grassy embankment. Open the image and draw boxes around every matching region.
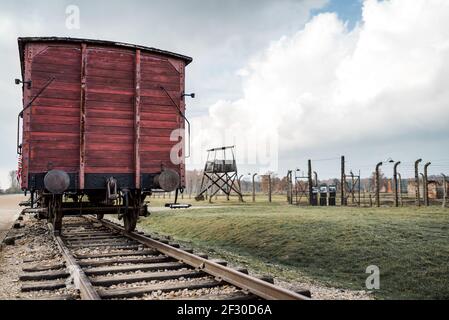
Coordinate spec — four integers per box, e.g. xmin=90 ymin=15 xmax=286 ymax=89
xmin=139 ymin=195 xmax=449 ymax=299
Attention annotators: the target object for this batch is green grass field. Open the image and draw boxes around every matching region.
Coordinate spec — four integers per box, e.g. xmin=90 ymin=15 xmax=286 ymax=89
xmin=139 ymin=195 xmax=449 ymax=299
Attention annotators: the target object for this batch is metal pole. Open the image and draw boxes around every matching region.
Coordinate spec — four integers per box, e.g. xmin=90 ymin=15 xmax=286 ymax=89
xmin=341 ymin=156 xmax=345 ymax=206
xmin=420 ymin=173 xmax=425 ymax=206
xmin=442 ymin=174 xmax=447 ymax=208
xmin=238 ymin=174 xmax=244 ymax=194
xmin=398 ymin=173 xmax=403 ymax=206
xmin=313 ymin=171 xmax=318 ymax=187
xmin=308 ymin=160 xmax=313 ymax=206
xmin=424 ymin=162 xmax=431 ymax=206
xmin=252 ymin=173 xmax=257 ymax=203
xmin=415 ymin=159 xmax=422 ymax=206
xmin=268 ymin=174 xmax=272 ymax=203
xmin=350 ymin=172 xmax=355 ymax=204
xmin=393 ymin=161 xmax=401 ymax=207
xmin=375 ymin=162 xmax=383 ymax=207
xmin=189 ymin=179 xmax=193 ymax=199
xmin=358 ymin=170 xmax=361 ymax=206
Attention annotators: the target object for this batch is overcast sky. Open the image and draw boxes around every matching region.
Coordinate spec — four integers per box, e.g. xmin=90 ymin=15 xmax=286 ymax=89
xmin=1 ymin=0 xmax=449 ymax=188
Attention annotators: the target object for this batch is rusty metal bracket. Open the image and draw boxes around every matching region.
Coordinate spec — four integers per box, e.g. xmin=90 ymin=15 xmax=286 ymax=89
xmin=16 ymin=77 xmax=55 ymax=155
xmin=160 ymin=86 xmax=191 ymax=158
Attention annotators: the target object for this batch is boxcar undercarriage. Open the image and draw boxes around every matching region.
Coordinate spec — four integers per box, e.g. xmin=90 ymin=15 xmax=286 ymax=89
xmin=29 ymin=168 xmax=181 ymax=232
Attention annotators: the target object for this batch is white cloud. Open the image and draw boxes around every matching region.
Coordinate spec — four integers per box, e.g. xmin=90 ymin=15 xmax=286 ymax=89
xmin=189 ymin=0 xmax=449 ymax=172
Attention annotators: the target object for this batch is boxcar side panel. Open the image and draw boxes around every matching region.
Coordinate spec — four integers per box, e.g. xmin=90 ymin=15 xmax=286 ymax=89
xmin=139 ymin=52 xmax=184 ymax=184
xmin=84 ymin=46 xmax=135 ymax=174
xmin=21 ymin=39 xmax=188 ymax=191
xmin=23 ymin=44 xmax=81 ymax=189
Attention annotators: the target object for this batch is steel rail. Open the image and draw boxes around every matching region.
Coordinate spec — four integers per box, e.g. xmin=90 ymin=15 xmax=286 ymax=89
xmin=89 ymin=217 xmax=310 ymax=300
xmin=48 ymin=223 xmax=100 ymax=300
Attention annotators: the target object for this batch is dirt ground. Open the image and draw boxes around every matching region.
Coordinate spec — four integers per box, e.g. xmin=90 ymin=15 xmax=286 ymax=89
xmin=0 ymin=194 xmax=27 ymax=243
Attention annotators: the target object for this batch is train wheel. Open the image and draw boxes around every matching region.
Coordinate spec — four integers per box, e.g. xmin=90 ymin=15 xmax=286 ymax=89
xmin=50 ymin=195 xmax=63 ymax=233
xmin=123 ymin=211 xmax=137 ymax=232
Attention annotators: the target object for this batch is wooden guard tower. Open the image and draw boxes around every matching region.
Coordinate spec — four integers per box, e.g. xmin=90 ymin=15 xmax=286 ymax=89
xmin=195 ymin=146 xmax=243 ymax=202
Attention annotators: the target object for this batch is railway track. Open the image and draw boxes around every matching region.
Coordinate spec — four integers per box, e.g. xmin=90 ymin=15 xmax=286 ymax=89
xmin=19 ymin=216 xmax=311 ymax=300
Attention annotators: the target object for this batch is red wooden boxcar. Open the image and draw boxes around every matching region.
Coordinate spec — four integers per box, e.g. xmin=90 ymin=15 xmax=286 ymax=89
xmin=17 ymin=37 xmax=192 ymax=232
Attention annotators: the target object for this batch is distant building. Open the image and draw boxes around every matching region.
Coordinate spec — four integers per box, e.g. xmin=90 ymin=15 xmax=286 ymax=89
xmin=407 ymin=180 xmax=444 ymax=199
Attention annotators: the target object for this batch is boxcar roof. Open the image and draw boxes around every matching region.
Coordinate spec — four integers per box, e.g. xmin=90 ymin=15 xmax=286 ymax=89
xmin=18 ymin=37 xmax=193 ymax=74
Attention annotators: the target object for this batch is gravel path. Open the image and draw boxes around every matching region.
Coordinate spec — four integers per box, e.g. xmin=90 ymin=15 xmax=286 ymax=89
xmin=0 ymin=214 xmax=78 ymax=300
xmin=0 ymin=194 xmax=27 ymax=243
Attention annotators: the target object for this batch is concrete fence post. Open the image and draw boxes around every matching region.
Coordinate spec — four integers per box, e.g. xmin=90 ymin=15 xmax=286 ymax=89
xmin=375 ymin=162 xmax=383 ymax=207
xmin=424 ymin=162 xmax=431 ymax=206
xmin=415 ymin=159 xmax=422 ymax=206
xmin=341 ymin=156 xmax=346 ymax=206
xmin=442 ymin=174 xmax=447 ymax=208
xmin=393 ymin=162 xmax=401 ymax=207
xmin=268 ymin=174 xmax=272 ymax=203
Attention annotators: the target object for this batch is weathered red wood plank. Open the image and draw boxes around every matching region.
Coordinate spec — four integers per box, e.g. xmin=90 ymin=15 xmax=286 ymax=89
xmin=140 ymin=135 xmax=176 ymax=144
xmin=33 ymin=55 xmax=81 ymax=67
xmin=30 ymin=123 xmax=80 ymax=133
xmin=31 ymin=114 xmax=80 ymax=125
xmin=31 ymin=141 xmax=79 ymax=150
xmin=140 ymin=104 xmax=178 ymax=113
xmin=86 ymin=125 xmax=133 ymax=135
xmin=140 ymin=89 xmax=180 ymax=99
xmin=87 ymin=117 xmax=134 ymax=128
xmin=32 ymin=70 xmax=81 ymax=83
xmin=87 ymin=68 xmax=134 ymax=80
xmin=86 ymin=61 xmax=133 ymax=72
xmin=31 ymin=148 xmax=79 ymax=159
xmin=87 ymin=49 xmax=134 ymax=61
xmin=31 ymin=63 xmax=81 ymax=74
xmin=86 ymin=92 xmax=134 ymax=104
xmin=141 ymin=96 xmax=175 ymax=106
xmin=87 ymin=77 xmax=134 ymax=89
xmin=86 ymin=134 xmax=133 ymax=144
xmin=31 ymin=88 xmax=80 ymax=101
xmin=140 ymin=73 xmax=179 ymax=83
xmin=86 ymin=109 xmax=133 ymax=120
xmin=86 ymin=150 xmax=133 ymax=160
xmin=32 ymin=106 xmax=80 ymax=117
xmin=33 ymin=46 xmax=81 ymax=58
xmin=141 ymin=151 xmax=175 ymax=161
xmin=87 ymin=87 xmax=134 ymax=96
xmin=85 ymin=160 xmax=134 ymax=168
xmin=85 ymin=167 xmax=134 ymax=174
xmin=31 ymin=80 xmax=80 ymax=93
xmin=33 ymin=97 xmax=81 ymax=108
xmin=29 ymin=166 xmax=79 ymax=173
xmin=86 ymin=143 xmax=133 ymax=152
xmin=30 ymin=132 xmax=79 ymax=139
xmin=86 ymin=100 xmax=133 ymax=111
xmin=140 ymin=128 xmax=174 ymax=137
xmin=140 ymin=120 xmax=178 ymax=129
xmin=141 ymin=81 xmax=180 ymax=91
xmin=139 ymin=145 xmax=175 ymax=152
xmin=140 ymin=112 xmax=178 ymax=122
xmin=139 ymin=66 xmax=179 ymax=77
